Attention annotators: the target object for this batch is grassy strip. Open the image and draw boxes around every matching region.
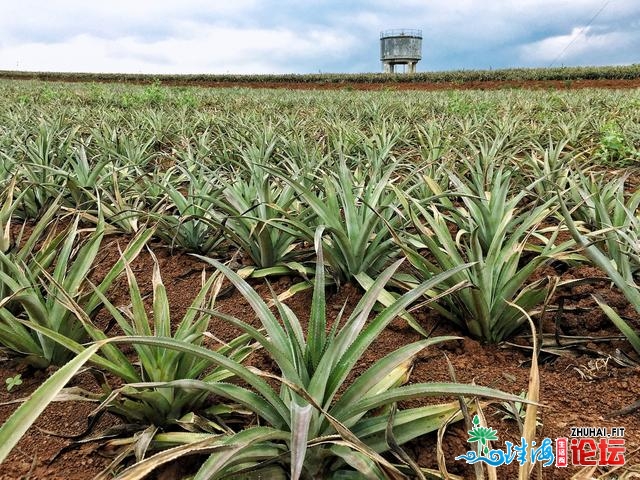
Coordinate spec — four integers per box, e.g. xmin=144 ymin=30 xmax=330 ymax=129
xmin=1 ymin=64 xmax=640 ymax=86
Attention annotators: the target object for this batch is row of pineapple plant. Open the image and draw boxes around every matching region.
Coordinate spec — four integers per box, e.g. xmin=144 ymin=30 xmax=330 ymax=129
xmin=0 ymin=81 xmax=638 ymax=478
xmin=0 ymin=204 xmax=525 ymax=478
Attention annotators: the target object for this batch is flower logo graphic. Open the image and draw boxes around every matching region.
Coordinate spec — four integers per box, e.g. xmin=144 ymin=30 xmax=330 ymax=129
xmin=467 ymin=415 xmax=499 ymax=455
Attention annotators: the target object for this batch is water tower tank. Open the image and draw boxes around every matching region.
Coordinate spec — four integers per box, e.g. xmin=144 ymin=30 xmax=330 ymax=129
xmin=380 ymin=29 xmax=422 ymax=73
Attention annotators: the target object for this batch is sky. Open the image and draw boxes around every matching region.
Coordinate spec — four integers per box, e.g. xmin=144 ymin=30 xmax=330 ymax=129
xmin=0 ymin=0 xmax=638 ymax=74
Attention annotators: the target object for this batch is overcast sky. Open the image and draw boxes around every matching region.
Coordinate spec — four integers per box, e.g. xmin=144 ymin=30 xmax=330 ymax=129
xmin=0 ymin=0 xmax=638 ymax=74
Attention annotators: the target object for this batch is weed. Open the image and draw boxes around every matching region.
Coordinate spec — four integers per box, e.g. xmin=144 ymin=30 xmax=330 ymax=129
xmin=5 ymin=374 xmax=22 ymax=392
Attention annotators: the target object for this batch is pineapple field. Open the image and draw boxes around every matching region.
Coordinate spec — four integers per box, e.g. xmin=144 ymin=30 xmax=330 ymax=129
xmin=0 ymin=78 xmax=639 ymax=479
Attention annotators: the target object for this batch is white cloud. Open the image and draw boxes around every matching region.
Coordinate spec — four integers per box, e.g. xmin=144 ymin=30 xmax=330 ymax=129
xmin=0 ymin=26 xmax=356 ymax=74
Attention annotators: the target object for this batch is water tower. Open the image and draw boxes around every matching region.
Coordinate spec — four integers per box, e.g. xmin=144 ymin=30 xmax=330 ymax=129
xmin=380 ymin=29 xmax=422 ymax=73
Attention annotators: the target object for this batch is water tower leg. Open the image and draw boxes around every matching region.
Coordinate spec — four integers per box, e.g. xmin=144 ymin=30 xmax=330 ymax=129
xmin=383 ymin=62 xmax=391 ymax=73
xmin=408 ymin=62 xmax=416 ymax=74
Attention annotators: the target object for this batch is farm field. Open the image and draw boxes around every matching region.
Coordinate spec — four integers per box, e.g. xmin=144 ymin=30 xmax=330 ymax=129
xmin=3 ymin=64 xmax=640 ymax=88
xmin=0 ymin=78 xmax=639 ymax=479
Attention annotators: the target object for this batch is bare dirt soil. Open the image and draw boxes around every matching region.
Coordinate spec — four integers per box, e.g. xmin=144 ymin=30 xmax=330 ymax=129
xmin=4 ymin=73 xmax=640 ymax=92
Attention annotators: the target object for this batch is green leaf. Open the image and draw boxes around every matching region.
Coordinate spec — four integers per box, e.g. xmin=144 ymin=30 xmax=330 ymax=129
xmin=594 ymin=295 xmax=640 ymax=355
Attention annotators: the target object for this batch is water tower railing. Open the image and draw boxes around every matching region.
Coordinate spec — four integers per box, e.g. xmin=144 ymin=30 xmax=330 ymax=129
xmin=380 ymin=29 xmax=422 ymax=38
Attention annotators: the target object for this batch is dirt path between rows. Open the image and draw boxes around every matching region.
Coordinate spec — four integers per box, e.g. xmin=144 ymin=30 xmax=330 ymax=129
xmin=3 ymin=73 xmax=640 ymax=91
